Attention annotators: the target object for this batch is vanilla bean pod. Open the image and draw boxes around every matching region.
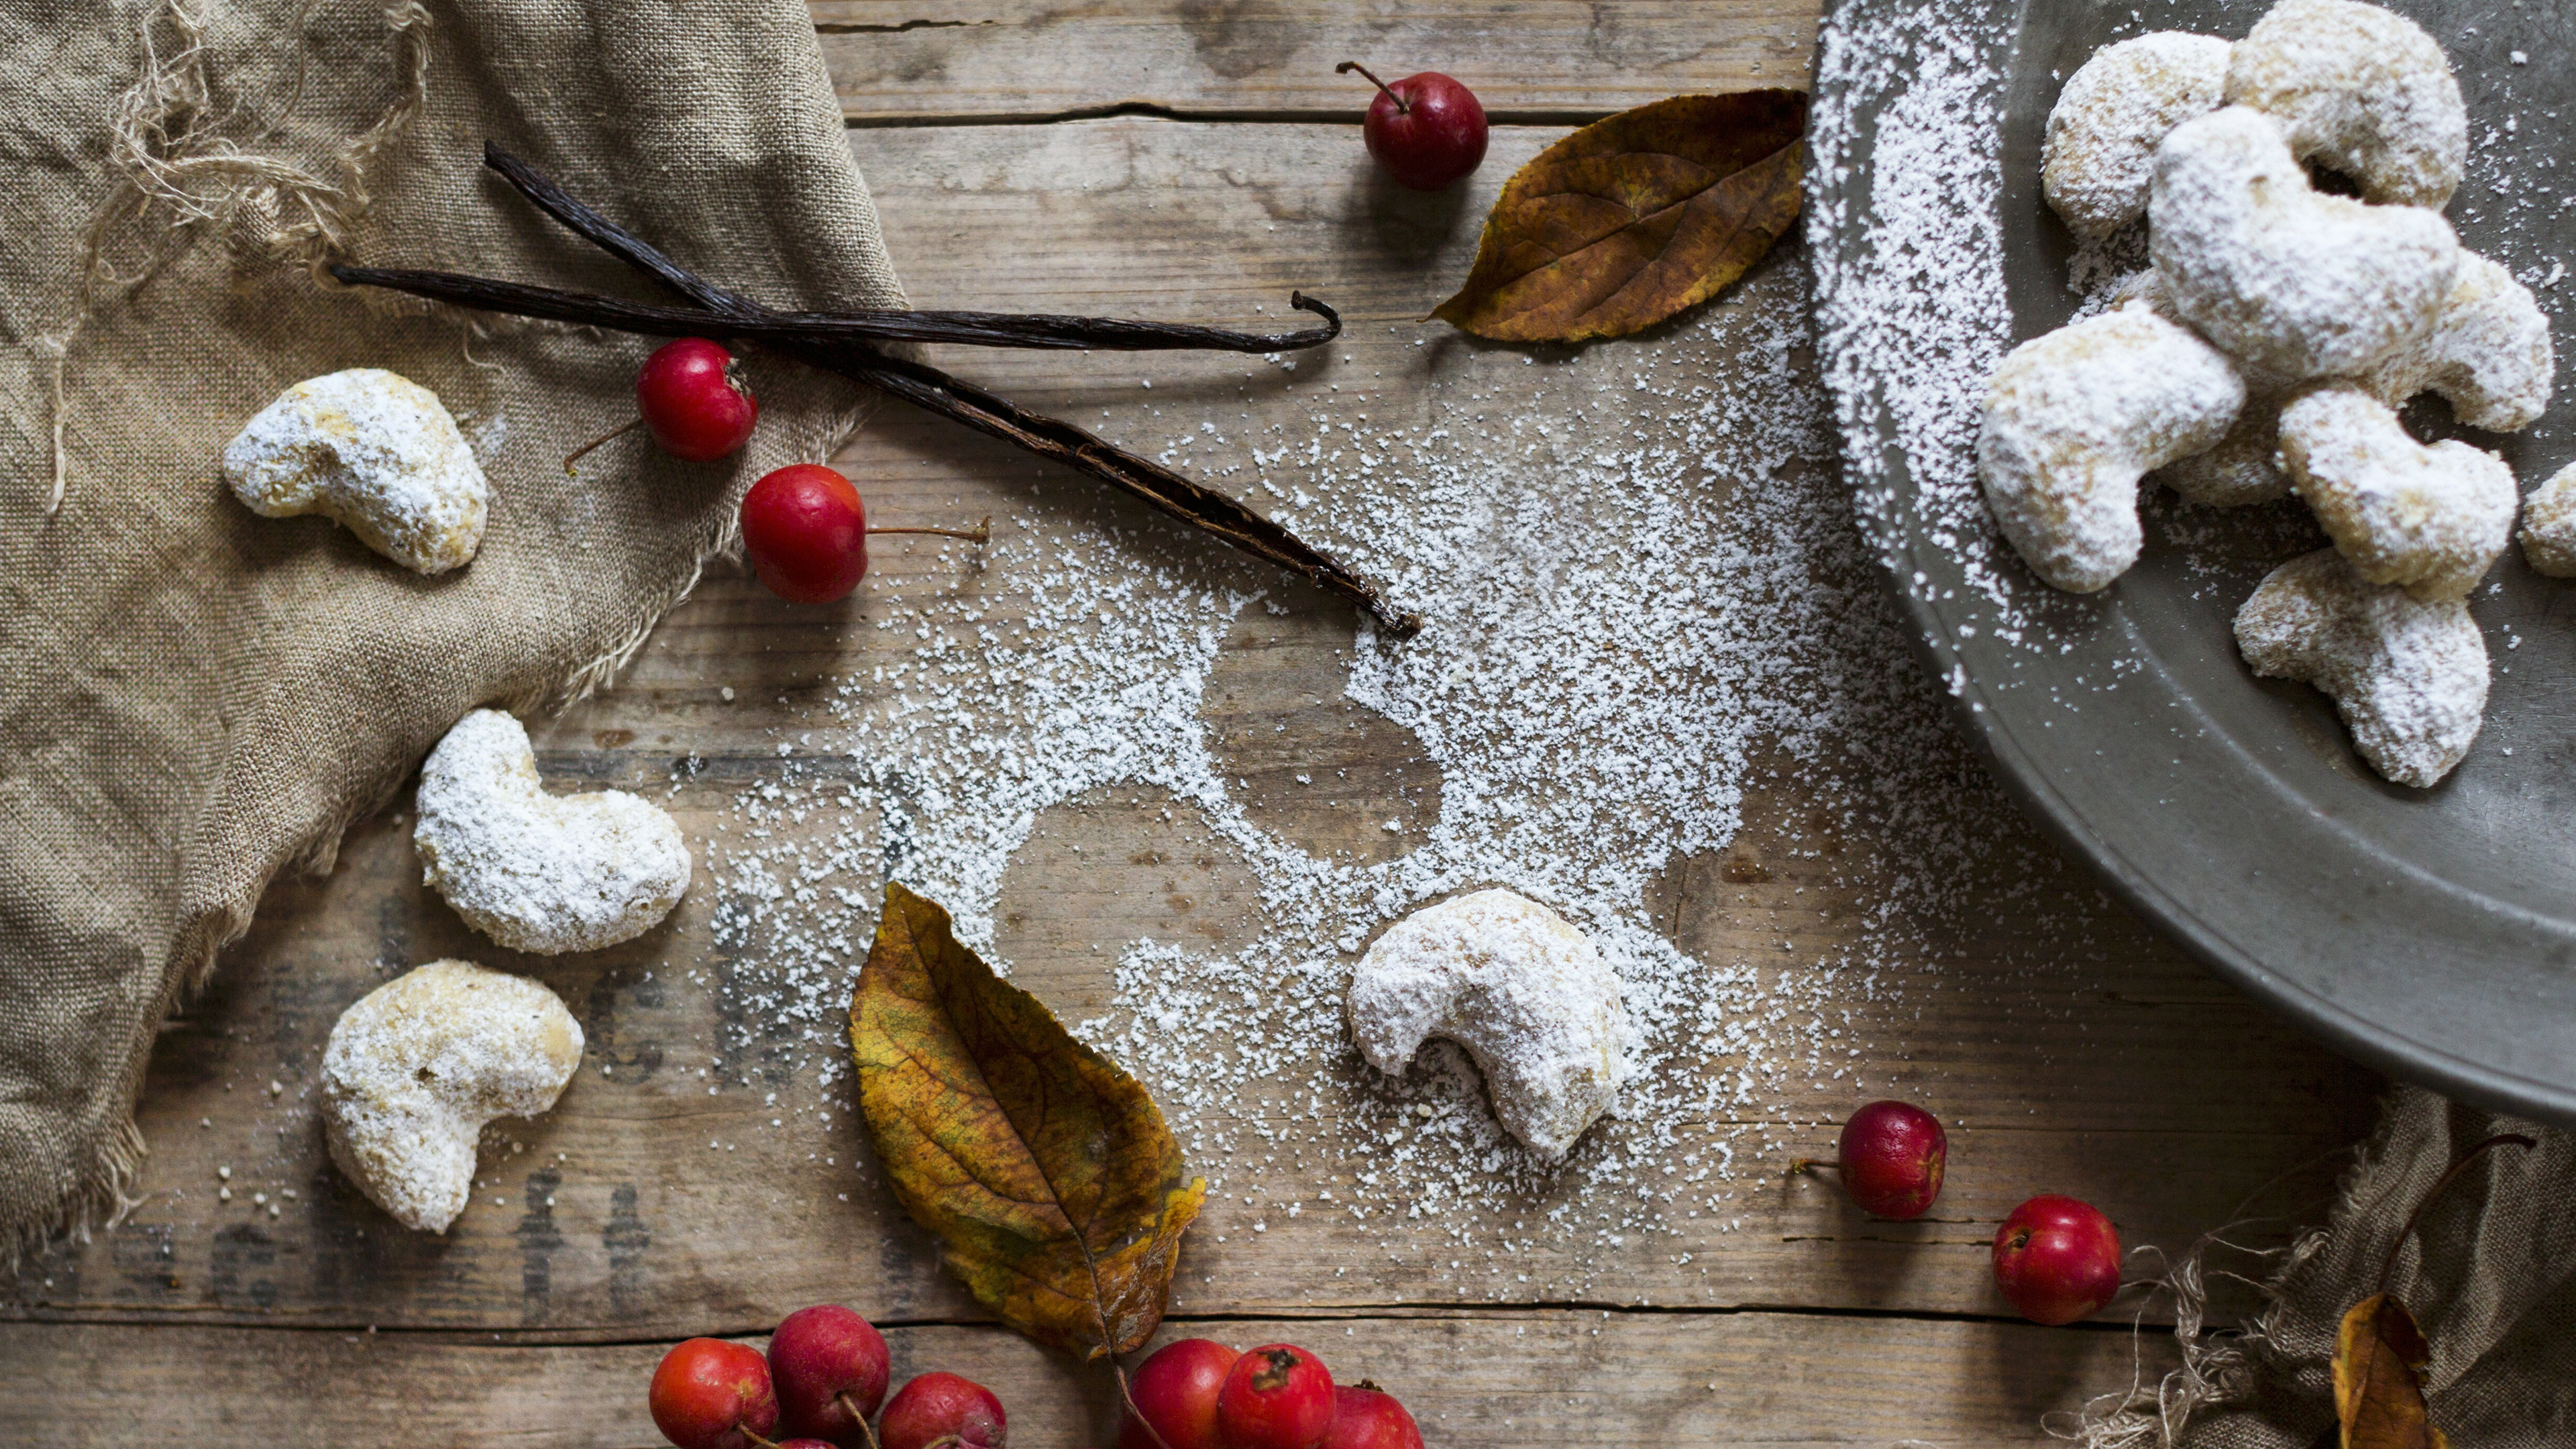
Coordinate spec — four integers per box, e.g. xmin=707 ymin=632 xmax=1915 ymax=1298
xmin=337 ymin=143 xmax=1415 ymax=635
xmin=477 ymin=146 xmax=1349 ymax=358
xmin=328 ymin=265 xmax=1342 ymax=354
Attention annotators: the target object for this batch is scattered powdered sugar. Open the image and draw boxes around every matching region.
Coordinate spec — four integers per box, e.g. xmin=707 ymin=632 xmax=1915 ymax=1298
xmin=680 ymin=239 xmax=2045 ymax=1287
xmin=1807 ymin=0 xmax=2019 ymax=631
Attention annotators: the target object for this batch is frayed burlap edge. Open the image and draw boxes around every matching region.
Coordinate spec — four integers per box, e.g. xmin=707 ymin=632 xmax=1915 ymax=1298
xmin=44 ymin=0 xmax=433 ymax=517
xmin=2048 ymin=1108 xmax=2417 ymax=1448
xmin=8 ymin=0 xmax=879 ymax=1269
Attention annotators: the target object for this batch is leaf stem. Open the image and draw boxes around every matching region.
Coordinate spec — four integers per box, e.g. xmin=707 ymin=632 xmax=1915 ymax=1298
xmin=2375 ymin=1131 xmax=2538 ymax=1295
xmin=1335 ymin=60 xmax=1409 ymax=113
xmin=1112 ymin=1357 xmax=1181 ymax=1449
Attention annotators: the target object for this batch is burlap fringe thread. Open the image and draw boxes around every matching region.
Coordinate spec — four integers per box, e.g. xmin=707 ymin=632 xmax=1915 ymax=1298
xmin=2044 ymin=1119 xmax=2439 ymax=1448
xmin=42 ymin=0 xmax=431 ymax=515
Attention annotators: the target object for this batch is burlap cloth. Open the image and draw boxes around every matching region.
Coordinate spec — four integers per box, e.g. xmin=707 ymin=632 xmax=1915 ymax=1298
xmin=2074 ymin=1085 xmax=2576 ymax=1447
xmin=0 ymin=0 xmax=902 ymax=1253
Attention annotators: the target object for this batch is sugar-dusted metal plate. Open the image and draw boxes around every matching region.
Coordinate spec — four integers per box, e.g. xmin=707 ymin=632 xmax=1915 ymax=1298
xmin=1812 ymin=0 xmax=2576 ymax=1121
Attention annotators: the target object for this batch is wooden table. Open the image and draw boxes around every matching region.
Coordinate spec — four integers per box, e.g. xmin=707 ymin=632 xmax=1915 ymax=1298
xmin=3 ymin=5 xmax=2383 ymax=1444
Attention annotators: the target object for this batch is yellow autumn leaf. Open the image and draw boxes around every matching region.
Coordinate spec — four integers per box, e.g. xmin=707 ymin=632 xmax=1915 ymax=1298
xmin=850 ymin=882 xmax=1204 ymax=1359
xmin=2334 ymin=1293 xmax=2449 ymax=1449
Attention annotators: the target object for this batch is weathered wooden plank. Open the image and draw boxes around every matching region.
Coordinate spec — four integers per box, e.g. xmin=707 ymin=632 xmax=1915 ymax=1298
xmin=810 ymin=1 xmax=1819 ymax=125
xmin=0 ymin=1311 xmax=2171 ymax=1448
xmin=0 ymin=739 xmax=2365 ymax=1335
xmin=1 ymin=119 xmax=2375 ymax=1342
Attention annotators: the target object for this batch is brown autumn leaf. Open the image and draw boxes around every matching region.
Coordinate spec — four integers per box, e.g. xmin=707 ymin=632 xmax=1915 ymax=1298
xmin=2334 ymin=1293 xmax=2449 ymax=1449
xmin=1432 ymin=89 xmax=1809 ymax=343
xmin=850 ymin=881 xmax=1205 ymax=1360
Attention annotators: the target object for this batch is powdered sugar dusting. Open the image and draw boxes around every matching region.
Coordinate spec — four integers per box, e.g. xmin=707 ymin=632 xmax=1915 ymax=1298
xmin=1809 ymin=0 xmax=2019 ymax=633
xmin=676 ymin=232 xmax=2042 ymax=1289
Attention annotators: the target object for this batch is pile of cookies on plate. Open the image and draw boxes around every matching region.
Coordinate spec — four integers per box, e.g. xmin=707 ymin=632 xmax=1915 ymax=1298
xmin=1977 ymin=0 xmax=2571 ymax=788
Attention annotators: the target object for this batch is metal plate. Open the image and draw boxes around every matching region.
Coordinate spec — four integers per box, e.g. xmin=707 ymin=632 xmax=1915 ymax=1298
xmin=1813 ymin=0 xmax=2576 ymax=1120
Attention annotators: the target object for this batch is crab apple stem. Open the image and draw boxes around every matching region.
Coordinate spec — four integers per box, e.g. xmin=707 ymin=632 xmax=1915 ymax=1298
xmin=1334 ymin=60 xmax=1409 ymax=113
xmin=562 ymin=415 xmax=644 ymax=474
xmin=867 ymin=517 xmax=992 ymax=545
xmin=1787 ymin=1158 xmax=1840 ymax=1178
xmin=1111 ymin=1357 xmax=1181 ymax=1449
xmin=742 ymin=1430 xmax=782 ymax=1449
xmin=837 ymin=1391 xmax=882 ymax=1449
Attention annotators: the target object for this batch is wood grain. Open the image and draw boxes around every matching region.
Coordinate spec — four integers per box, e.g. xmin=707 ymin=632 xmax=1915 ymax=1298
xmin=2 ymin=121 xmax=2376 ymax=1358
xmin=0 ymin=1313 xmax=2174 ymax=1448
xmin=0 ymin=56 xmax=2378 ymax=1445
xmin=811 ymin=1 xmax=1819 ymax=125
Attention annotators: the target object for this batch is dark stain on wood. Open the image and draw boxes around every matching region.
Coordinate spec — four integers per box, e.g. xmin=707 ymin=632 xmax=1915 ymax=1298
xmin=515 ymin=1167 xmax=566 ymax=1322
xmin=604 ymin=1184 xmax=649 ymax=1320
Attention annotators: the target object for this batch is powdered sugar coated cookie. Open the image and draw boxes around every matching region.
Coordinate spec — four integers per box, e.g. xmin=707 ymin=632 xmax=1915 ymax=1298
xmin=2150 ymin=106 xmax=2457 ymax=380
xmin=2043 ymin=32 xmax=2233 ymax=241
xmin=222 ymin=368 xmax=488 ymax=574
xmin=415 ymin=710 xmax=692 ymax=954
xmin=1347 ymin=889 xmax=1627 ymax=1159
xmin=2224 ymin=0 xmax=2466 ymax=210
xmin=2278 ymin=383 xmax=2516 ymax=602
xmin=321 ymin=960 xmax=583 ymax=1232
xmin=2359 ymin=252 xmax=2555 ymax=433
xmin=2518 ymin=463 xmax=2576 ymax=578
xmin=2235 ymin=547 xmax=2486 ymax=787
xmin=1978 ymin=306 xmax=2245 ymax=591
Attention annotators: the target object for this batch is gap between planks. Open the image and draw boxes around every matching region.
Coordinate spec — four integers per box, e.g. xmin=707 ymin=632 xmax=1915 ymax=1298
xmin=835 ymin=100 xmax=1633 ymax=129
xmin=3 ymin=1298 xmax=2177 ymax=1344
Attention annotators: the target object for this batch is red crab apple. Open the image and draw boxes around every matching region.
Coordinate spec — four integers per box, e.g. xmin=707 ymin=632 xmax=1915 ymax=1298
xmin=767 ymin=1304 xmax=891 ymax=1446
xmin=739 ymin=463 xmax=990 ymax=604
xmin=637 ymin=337 xmax=759 ymax=462
xmin=879 ymin=1372 xmax=1006 ymax=1449
xmin=1120 ymin=1338 xmax=1238 ymax=1449
xmin=741 ymin=464 xmax=870 ymax=604
xmin=1319 ymin=1384 xmax=1425 ymax=1449
xmin=1992 ymin=1194 xmax=2124 ymax=1326
xmin=649 ymin=1338 xmax=781 ymax=1449
xmin=1215 ymin=1344 xmax=1335 ymax=1449
xmin=1835 ymin=1099 xmax=1947 ymax=1219
xmin=1337 ymin=62 xmax=1488 ymax=191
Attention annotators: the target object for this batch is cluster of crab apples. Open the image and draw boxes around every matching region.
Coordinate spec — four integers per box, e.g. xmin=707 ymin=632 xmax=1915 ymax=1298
xmin=646 ymin=1307 xmax=1424 ymax=1449
xmin=580 ymin=336 xmax=985 ymax=606
xmin=647 ymin=1306 xmax=979 ymax=1449
xmin=1812 ymin=1100 xmax=2125 ymax=1326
